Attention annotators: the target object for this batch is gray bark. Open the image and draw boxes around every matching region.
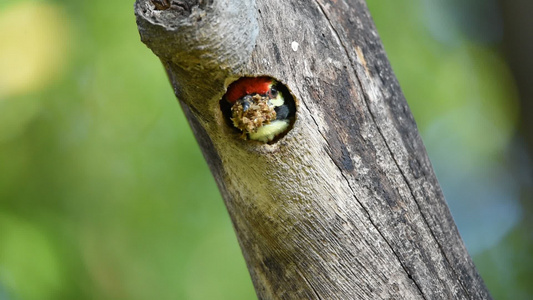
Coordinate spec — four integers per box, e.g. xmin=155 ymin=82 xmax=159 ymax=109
xmin=134 ymin=0 xmax=492 ymax=299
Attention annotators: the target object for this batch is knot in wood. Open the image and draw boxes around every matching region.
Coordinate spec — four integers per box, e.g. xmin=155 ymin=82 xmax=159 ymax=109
xmin=151 ymin=0 xmax=213 ymax=15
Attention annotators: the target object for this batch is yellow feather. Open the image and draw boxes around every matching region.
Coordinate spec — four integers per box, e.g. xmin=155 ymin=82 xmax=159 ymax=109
xmin=249 ymin=120 xmax=289 ymax=142
xmin=268 ymin=93 xmax=284 ymax=107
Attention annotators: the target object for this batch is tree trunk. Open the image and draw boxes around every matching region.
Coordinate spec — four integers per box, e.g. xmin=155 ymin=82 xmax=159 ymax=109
xmin=134 ymin=0 xmax=492 ymax=299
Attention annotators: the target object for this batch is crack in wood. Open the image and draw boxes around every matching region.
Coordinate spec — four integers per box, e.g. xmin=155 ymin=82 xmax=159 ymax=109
xmin=311 ymin=0 xmax=481 ymax=298
xmin=295 ymin=265 xmax=324 ymax=300
xmin=296 ymin=83 xmax=416 ymax=299
xmin=379 ymin=126 xmax=473 ymax=299
xmin=311 ymin=0 xmax=435 ymax=298
xmin=136 ymin=0 xmax=491 ymax=297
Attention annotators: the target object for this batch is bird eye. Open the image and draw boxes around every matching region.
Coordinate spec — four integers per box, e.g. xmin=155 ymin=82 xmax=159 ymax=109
xmin=270 ymin=88 xmax=278 ymax=97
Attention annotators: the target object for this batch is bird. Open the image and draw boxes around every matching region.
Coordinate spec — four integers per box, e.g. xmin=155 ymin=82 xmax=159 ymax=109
xmin=224 ymin=77 xmax=294 ymax=142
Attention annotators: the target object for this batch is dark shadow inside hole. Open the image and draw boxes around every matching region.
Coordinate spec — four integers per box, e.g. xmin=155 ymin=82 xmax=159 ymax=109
xmin=219 ymin=76 xmax=297 ymax=144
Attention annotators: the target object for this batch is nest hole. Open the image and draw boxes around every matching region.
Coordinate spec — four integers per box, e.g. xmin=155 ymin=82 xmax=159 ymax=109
xmin=220 ymin=76 xmax=297 ymax=144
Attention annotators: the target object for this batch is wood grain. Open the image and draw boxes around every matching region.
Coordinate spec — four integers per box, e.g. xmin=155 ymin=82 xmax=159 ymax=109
xmin=135 ymin=0 xmax=492 ymax=298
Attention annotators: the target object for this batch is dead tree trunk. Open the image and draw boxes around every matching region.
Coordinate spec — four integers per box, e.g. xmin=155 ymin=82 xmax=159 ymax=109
xmin=134 ymin=0 xmax=491 ymax=298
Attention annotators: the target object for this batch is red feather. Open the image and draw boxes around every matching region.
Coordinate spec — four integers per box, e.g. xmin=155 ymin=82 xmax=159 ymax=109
xmin=225 ymin=77 xmax=273 ymax=103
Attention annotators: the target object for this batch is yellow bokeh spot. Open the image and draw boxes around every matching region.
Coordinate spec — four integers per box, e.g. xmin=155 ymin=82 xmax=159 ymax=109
xmin=0 ymin=1 xmax=72 ymax=98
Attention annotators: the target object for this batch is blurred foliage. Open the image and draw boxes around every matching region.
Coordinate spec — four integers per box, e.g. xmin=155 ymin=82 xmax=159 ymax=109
xmin=0 ymin=0 xmax=531 ymax=299
xmin=368 ymin=0 xmax=532 ymax=298
xmin=0 ymin=0 xmax=254 ymax=299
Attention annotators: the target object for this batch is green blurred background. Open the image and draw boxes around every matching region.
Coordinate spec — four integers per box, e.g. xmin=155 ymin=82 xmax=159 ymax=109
xmin=0 ymin=0 xmax=531 ymax=299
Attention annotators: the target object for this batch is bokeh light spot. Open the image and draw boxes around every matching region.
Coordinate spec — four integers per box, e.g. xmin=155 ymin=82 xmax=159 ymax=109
xmin=0 ymin=1 xmax=72 ymax=97
xmin=0 ymin=1 xmax=73 ymax=142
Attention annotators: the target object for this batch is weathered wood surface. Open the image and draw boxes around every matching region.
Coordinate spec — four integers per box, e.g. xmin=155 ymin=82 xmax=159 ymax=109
xmin=135 ymin=0 xmax=492 ymax=298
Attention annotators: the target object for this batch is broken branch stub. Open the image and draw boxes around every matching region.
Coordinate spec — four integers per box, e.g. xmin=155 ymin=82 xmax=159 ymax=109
xmin=135 ymin=0 xmax=258 ymax=109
